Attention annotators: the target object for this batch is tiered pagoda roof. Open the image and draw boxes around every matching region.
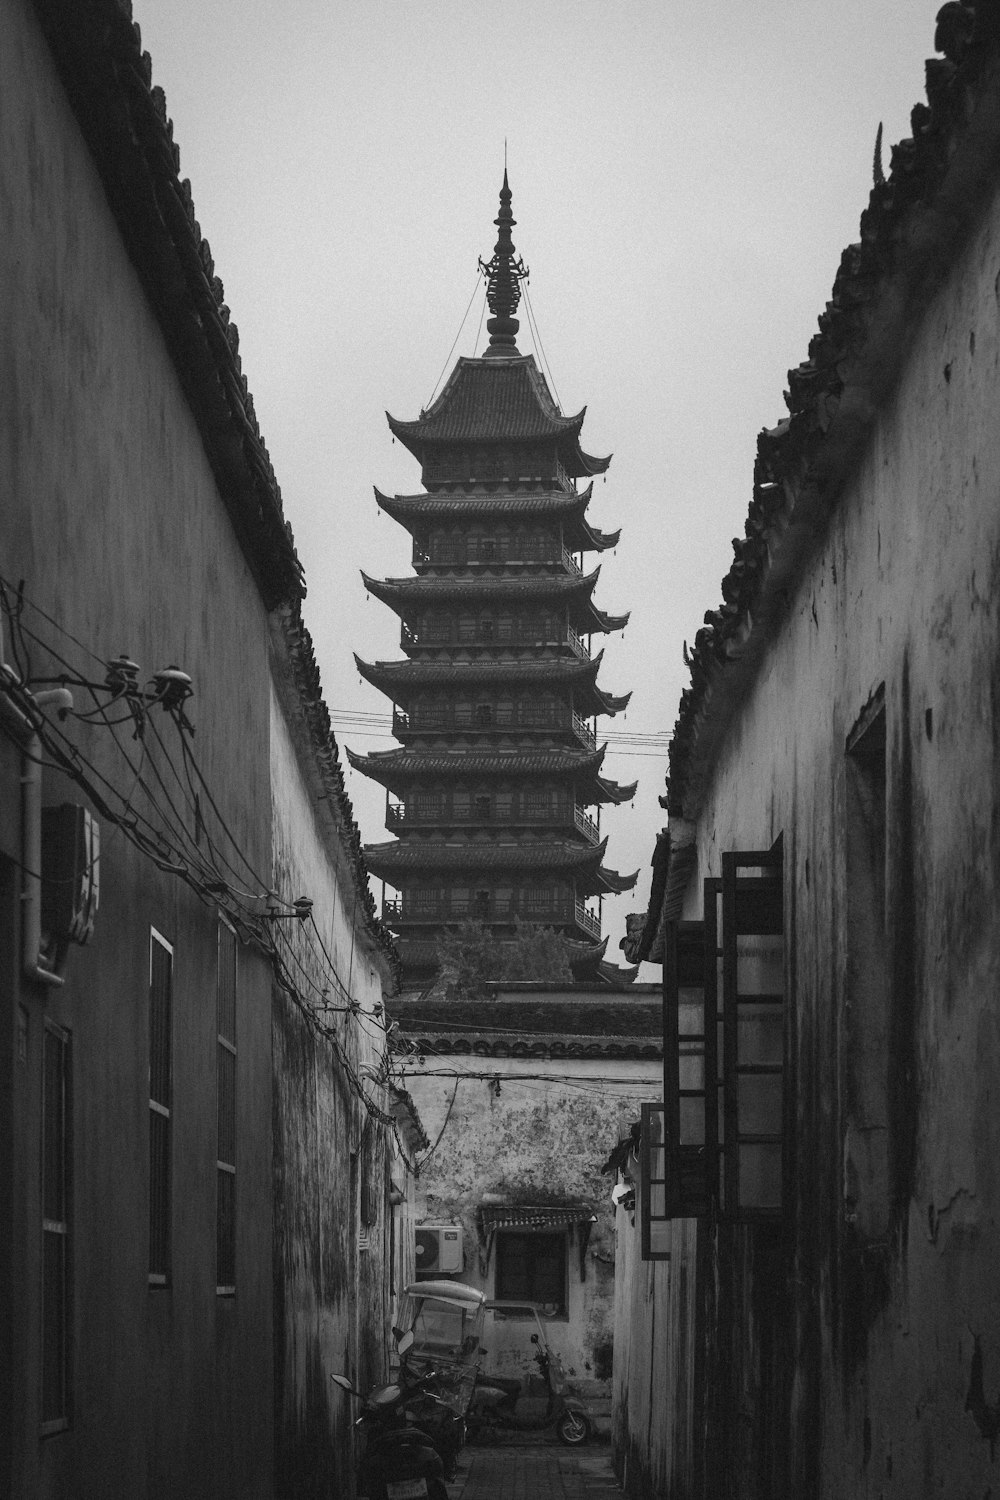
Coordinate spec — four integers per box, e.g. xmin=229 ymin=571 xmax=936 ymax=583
xmin=373 ymin=485 xmax=621 ymax=551
xmin=349 ymin=171 xmax=637 ymax=986
xmin=361 ymin=568 xmax=629 ymax=635
xmin=364 ymin=837 xmax=638 ymax=897
xmin=386 ymin=356 xmax=611 ymax=478
xmin=354 ymin=652 xmax=632 ymax=717
xmin=346 ymin=743 xmax=637 ymax=803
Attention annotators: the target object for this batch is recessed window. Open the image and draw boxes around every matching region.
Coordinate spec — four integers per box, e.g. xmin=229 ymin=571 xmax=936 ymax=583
xmin=495 ymin=1231 xmax=567 ymax=1316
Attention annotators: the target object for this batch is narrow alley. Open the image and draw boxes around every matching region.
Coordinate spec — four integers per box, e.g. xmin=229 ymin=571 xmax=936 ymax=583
xmin=452 ymin=1440 xmax=622 ymax=1500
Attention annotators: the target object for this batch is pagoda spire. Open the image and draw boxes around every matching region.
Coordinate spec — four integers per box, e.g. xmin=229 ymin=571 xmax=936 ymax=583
xmin=479 ymin=170 xmax=528 ymax=358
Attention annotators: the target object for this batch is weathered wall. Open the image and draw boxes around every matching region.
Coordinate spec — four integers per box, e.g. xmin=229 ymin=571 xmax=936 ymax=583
xmin=0 ymin=0 xmax=274 ymax=1494
xmin=611 ymin=1196 xmax=698 ymax=1500
xmin=673 ymin=126 xmax=1000 ymax=1499
xmin=402 ymin=1054 xmax=661 ymax=1386
xmin=268 ymin=676 xmax=394 ymax=1498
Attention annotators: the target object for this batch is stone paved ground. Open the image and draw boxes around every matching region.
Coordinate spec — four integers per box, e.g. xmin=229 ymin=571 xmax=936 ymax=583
xmin=449 ymin=1438 xmax=623 ymax=1500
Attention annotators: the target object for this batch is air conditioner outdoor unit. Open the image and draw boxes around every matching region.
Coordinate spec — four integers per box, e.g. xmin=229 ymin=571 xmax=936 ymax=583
xmin=415 ymin=1224 xmax=463 ymax=1275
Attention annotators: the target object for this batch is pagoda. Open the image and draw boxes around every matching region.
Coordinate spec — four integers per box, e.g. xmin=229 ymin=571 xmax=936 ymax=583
xmin=349 ymin=174 xmax=637 ymax=988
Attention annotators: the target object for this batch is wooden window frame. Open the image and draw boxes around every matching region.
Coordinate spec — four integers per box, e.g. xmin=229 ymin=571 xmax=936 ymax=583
xmin=720 ymin=844 xmax=785 ymax=1222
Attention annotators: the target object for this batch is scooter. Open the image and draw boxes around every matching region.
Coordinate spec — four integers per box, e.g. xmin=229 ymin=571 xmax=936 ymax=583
xmin=468 ymin=1330 xmax=591 ymax=1446
xmin=331 ymin=1334 xmax=452 ymax=1500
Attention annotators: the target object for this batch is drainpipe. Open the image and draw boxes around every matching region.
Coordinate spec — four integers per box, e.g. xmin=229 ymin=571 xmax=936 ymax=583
xmin=1 ymin=638 xmax=72 ymax=985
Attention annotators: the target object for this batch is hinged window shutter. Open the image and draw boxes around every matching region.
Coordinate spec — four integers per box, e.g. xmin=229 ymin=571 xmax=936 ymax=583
xmin=639 ymin=1101 xmax=671 ymax=1260
xmin=663 ymin=919 xmax=715 ymax=1217
xmin=721 ymin=846 xmax=785 ymax=1221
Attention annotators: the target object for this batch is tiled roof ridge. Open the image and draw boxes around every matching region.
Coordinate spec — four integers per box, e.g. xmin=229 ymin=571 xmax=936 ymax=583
xmin=390 ymin=354 xmax=586 ymax=435
xmin=275 ymin=603 xmax=401 ymax=980
xmin=32 ymin=0 xmax=304 ymax=610
xmin=393 ymin=1032 xmax=661 ymax=1060
xmin=374 ymin=483 xmax=594 ymax=512
xmin=667 ymin=5 xmax=1000 ymax=820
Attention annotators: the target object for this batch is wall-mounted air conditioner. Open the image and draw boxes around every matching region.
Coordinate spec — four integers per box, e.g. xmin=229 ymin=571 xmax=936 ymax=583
xmin=415 ymin=1224 xmax=463 ymax=1275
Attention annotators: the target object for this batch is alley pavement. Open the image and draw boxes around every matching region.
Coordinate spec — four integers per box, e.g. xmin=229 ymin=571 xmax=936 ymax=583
xmin=449 ymin=1437 xmax=622 ymax=1499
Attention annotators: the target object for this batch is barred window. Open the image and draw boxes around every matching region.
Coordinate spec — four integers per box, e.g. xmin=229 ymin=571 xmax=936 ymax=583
xmin=217 ymin=921 xmax=237 ymax=1294
xmin=149 ymin=930 xmax=173 ymax=1285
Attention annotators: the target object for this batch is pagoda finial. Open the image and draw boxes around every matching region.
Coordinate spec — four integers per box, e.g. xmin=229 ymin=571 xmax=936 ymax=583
xmin=478 ymin=171 xmax=528 ymax=358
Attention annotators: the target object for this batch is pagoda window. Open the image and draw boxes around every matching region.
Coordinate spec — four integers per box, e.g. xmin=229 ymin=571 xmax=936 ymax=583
xmin=425 ymin=613 xmax=452 ymax=644
xmin=413 ymin=791 xmax=442 ymax=822
xmin=479 ymin=616 xmax=496 ymax=643
xmin=494 ymin=790 xmax=513 ymax=819
xmin=473 ymin=794 xmax=492 ymax=821
xmin=411 ymin=887 xmax=440 ymax=915
xmin=525 ymin=787 xmax=552 ymax=818
xmin=474 ymin=703 xmax=494 ymax=728
xmin=496 ymin=614 xmax=515 ymax=643
xmin=457 ymin=614 xmax=477 ymax=644
xmin=473 ymin=889 xmax=492 ymax=919
xmin=525 ymin=885 xmax=553 ymax=916
xmin=453 ymin=790 xmax=471 ymax=818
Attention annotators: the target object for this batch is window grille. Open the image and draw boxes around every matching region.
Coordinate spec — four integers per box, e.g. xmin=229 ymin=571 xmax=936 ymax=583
xmin=149 ymin=930 xmax=173 ymax=1284
xmin=41 ymin=1022 xmax=72 ymax=1432
xmin=217 ymin=921 xmax=237 ymax=1293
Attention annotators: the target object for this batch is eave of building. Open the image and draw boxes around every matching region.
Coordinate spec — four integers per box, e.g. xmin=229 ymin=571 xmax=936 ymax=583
xmin=363 ymin=836 xmax=639 ymax=895
xmin=373 ymin=486 xmax=620 ymax=552
xmin=31 ymin=0 xmax=303 ymax=611
xmin=270 ymin=607 xmax=401 ymax=984
xmin=353 ymin=652 xmax=632 ymax=716
xmin=345 ymin=744 xmax=637 ymax=803
xmin=393 ymin=1030 xmax=660 ymax=1061
xmin=385 ymin=354 xmax=611 ymax=477
xmin=665 ymin=23 xmax=1000 ymax=830
xmin=362 ymin=569 xmax=629 ymax=636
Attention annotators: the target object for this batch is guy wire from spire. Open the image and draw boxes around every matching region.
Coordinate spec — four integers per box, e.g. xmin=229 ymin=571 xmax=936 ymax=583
xmin=423 ymin=272 xmax=484 ymax=411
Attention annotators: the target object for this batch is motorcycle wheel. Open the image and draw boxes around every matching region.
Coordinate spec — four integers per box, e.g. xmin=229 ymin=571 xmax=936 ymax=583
xmin=556 ymin=1410 xmax=590 ymax=1446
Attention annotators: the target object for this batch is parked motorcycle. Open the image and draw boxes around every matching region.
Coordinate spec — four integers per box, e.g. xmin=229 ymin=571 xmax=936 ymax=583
xmin=331 ymin=1333 xmax=451 ymax=1500
xmin=395 ymin=1278 xmax=487 ymax=1477
xmin=468 ymin=1301 xmax=591 ymax=1446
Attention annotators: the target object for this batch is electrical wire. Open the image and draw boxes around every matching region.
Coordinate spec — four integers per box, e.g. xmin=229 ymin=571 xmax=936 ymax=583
xmin=0 ymin=588 xmax=394 ymax=1121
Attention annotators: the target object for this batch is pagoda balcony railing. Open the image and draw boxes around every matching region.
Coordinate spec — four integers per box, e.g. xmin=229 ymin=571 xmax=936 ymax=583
xmin=421 ymin=456 xmax=570 ymax=490
xmin=566 ymin=625 xmax=590 ymax=660
xmin=574 ymin=900 xmax=601 ymax=940
xmin=402 ymin=619 xmax=565 ymax=651
xmin=413 ymin=537 xmax=567 ymax=569
xmin=561 ymin=546 xmax=582 ymax=576
xmin=393 ymin=705 xmax=596 ymax=743
xmin=383 ymin=894 xmax=601 ymax=936
xmin=402 ymin=620 xmax=591 ymax=658
xmin=574 ymin=805 xmax=599 ymax=841
xmin=571 ymin=712 xmax=597 ymax=751
xmin=385 ymin=797 xmax=600 ymax=842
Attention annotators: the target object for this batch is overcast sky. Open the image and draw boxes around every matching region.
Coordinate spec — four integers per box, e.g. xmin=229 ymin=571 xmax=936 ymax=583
xmin=135 ymin=0 xmax=943 ymax=972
